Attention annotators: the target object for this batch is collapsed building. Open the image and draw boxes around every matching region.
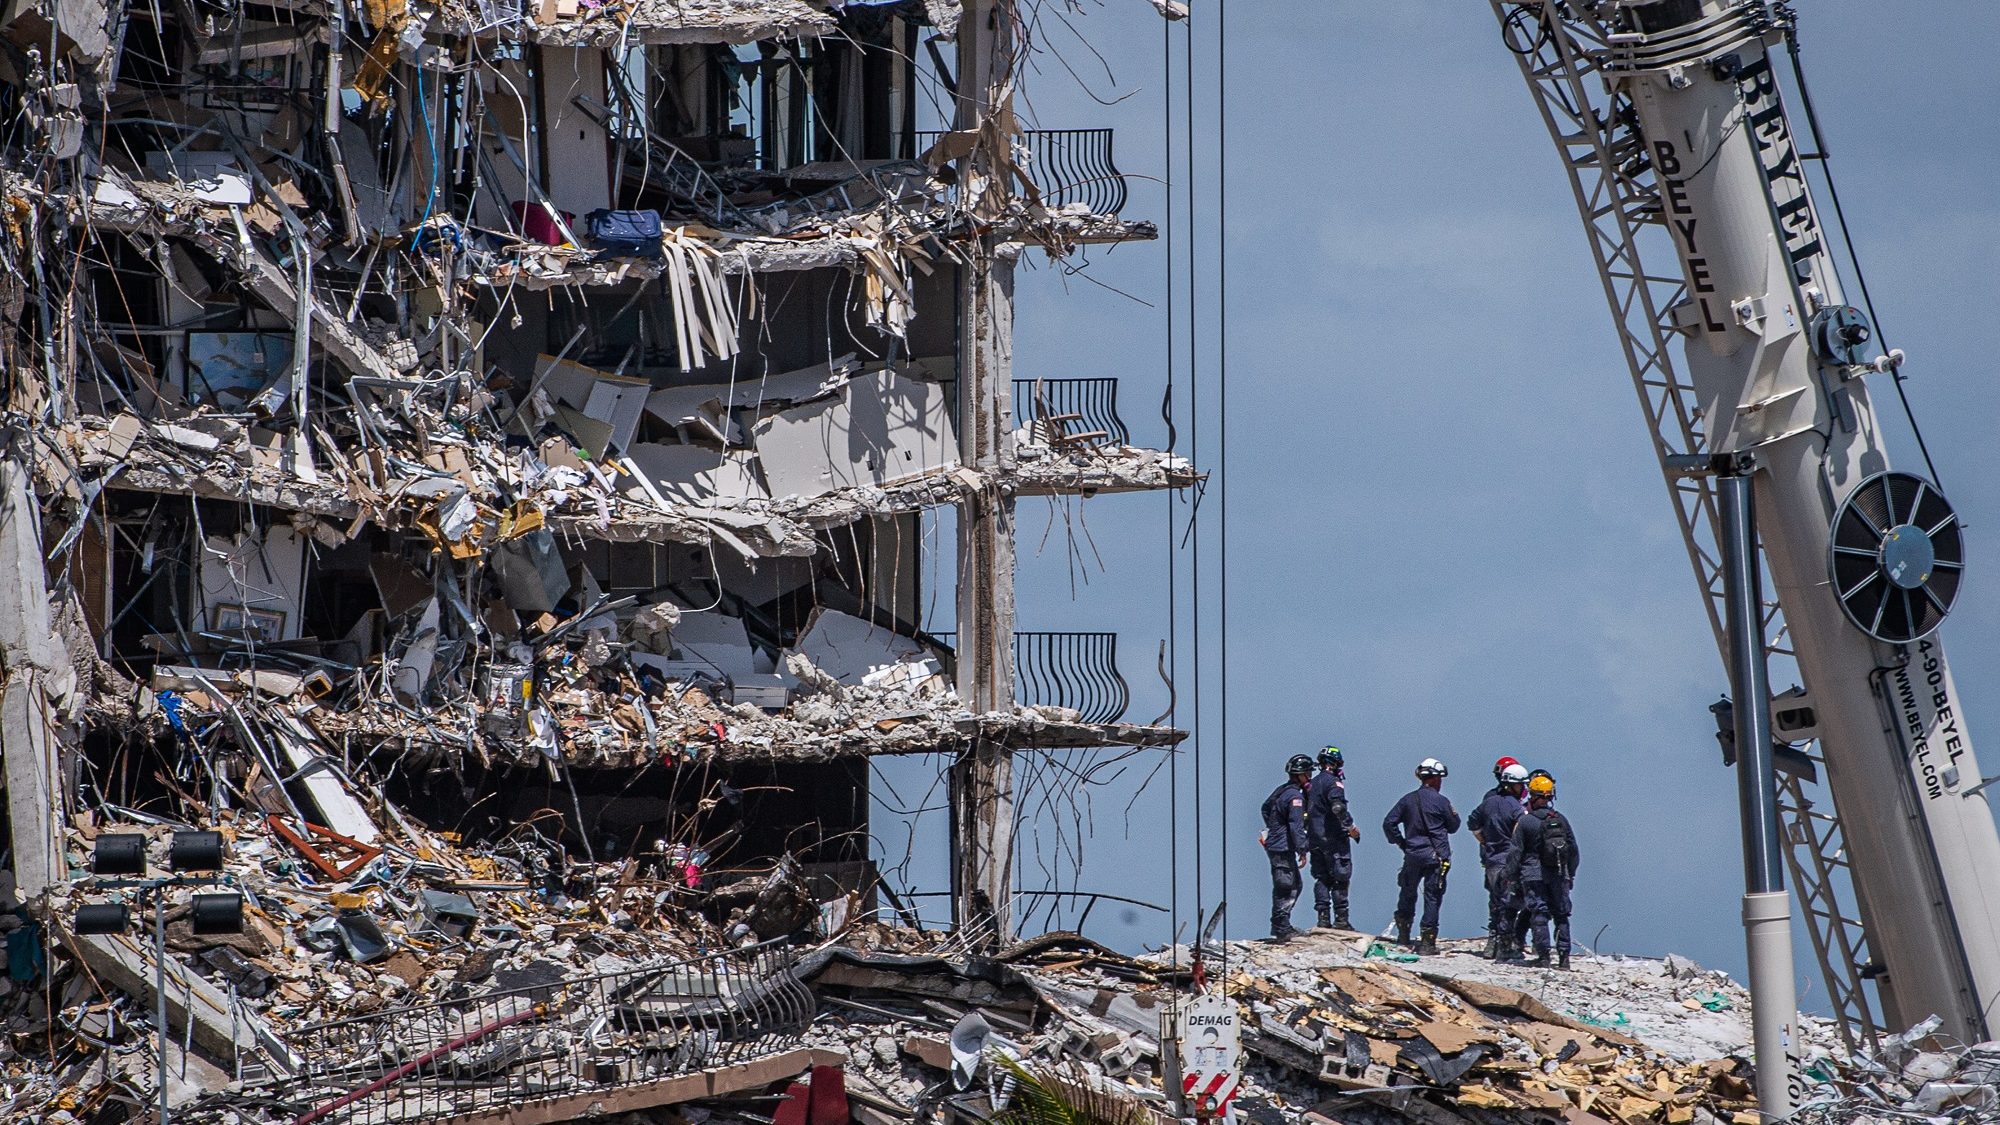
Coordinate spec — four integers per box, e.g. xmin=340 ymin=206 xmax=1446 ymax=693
xmin=0 ymin=0 xmax=1206 ymax=1117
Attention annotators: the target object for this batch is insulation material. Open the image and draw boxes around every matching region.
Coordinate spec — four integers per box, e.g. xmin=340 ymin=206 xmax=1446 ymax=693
xmin=752 ymin=368 xmax=957 ymax=498
xmin=196 ymin=526 xmax=307 ymax=642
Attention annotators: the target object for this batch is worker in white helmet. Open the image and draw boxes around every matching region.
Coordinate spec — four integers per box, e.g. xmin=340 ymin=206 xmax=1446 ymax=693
xmin=1381 ymin=758 xmax=1460 ymax=955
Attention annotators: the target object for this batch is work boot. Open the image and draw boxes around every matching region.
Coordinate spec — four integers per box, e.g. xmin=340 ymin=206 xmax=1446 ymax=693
xmin=1271 ymin=923 xmax=1299 ymax=943
xmin=1529 ymin=947 xmax=1552 ymax=968
xmin=1332 ymin=912 xmax=1351 ymax=931
xmin=1417 ymin=928 xmax=1439 ymax=956
xmin=1393 ymin=920 xmax=1411 ymax=946
xmin=1316 ymin=909 xmax=1333 ymax=930
xmin=1477 ymin=935 xmax=1497 ymax=959
xmin=1558 ymin=951 xmax=1571 ymax=970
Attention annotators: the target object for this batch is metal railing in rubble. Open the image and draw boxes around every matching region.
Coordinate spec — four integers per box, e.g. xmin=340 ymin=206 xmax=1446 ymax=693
xmin=1013 ymin=377 xmax=1130 ymax=446
xmin=914 ymin=128 xmax=1129 ymax=216
xmin=273 ymin=941 xmax=813 ymax=1125
xmin=941 ymin=631 xmax=1131 ymax=725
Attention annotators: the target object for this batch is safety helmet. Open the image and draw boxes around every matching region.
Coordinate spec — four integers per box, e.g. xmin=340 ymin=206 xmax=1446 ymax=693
xmin=1286 ymin=753 xmax=1314 ymax=776
xmin=1318 ymin=746 xmax=1344 ymax=769
xmin=1415 ymin=758 xmax=1448 ymax=780
xmin=1528 ymin=774 xmax=1556 ymax=799
xmin=1499 ymin=764 xmax=1529 ymax=785
xmin=1493 ymin=755 xmax=1520 ymax=779
xmin=1528 ymin=768 xmax=1552 ymax=782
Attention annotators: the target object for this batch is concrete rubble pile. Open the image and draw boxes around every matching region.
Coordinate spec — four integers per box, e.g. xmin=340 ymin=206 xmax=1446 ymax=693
xmin=1788 ymin=1016 xmax=2000 ymax=1122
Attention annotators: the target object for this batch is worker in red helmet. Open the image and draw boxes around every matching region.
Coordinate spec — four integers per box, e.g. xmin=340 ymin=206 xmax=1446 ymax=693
xmin=1470 ymin=763 xmax=1530 ymax=958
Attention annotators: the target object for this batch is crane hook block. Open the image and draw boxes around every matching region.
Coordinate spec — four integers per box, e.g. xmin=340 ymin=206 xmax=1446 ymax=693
xmin=1810 ymin=305 xmax=1876 ymax=368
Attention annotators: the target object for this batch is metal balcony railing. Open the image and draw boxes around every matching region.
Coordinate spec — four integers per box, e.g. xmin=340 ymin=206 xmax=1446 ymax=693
xmin=1014 ymin=377 xmax=1130 ymax=446
xmin=941 ymin=631 xmax=1131 ymax=724
xmin=914 ymin=128 xmax=1129 ymax=216
xmin=269 ymin=941 xmax=813 ymax=1125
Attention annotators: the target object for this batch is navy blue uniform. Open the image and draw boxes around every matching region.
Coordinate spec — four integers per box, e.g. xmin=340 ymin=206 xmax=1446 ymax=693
xmin=1468 ymin=788 xmax=1525 ymax=938
xmin=1504 ymin=806 xmax=1582 ymax=958
xmin=1261 ymin=779 xmax=1310 ymax=935
xmin=1382 ymin=786 xmax=1460 ymax=932
xmin=1306 ymin=770 xmax=1354 ymax=920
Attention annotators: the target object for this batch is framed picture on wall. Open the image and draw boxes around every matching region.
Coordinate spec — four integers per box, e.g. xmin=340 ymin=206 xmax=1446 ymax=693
xmin=212 ymin=604 xmax=286 ymax=643
xmin=184 ymin=331 xmax=293 ymax=409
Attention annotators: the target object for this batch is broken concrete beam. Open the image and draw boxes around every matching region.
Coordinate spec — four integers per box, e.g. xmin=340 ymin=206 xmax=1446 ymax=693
xmin=62 ymin=926 xmax=294 ymax=1070
xmin=422 ymin=1047 xmax=847 ymax=1125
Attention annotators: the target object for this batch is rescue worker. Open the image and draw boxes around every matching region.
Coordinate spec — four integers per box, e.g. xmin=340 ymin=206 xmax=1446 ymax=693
xmin=1382 ymin=758 xmax=1459 ymax=955
xmin=1259 ymin=754 xmax=1315 ymax=941
xmin=1503 ymin=772 xmax=1582 ymax=968
xmin=1306 ymin=746 xmax=1361 ymax=930
xmin=1468 ymin=763 xmax=1529 ymax=958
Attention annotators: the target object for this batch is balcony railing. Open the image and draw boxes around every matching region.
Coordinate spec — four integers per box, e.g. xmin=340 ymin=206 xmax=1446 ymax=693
xmin=268 ymin=940 xmax=813 ymax=1125
xmin=941 ymin=631 xmax=1131 ymax=724
xmin=914 ymin=128 xmax=1128 ymax=216
xmin=1014 ymin=377 xmax=1130 ymax=446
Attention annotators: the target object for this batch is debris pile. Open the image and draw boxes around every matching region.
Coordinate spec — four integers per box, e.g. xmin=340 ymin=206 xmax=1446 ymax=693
xmin=1791 ymin=1016 xmax=2000 ymax=1122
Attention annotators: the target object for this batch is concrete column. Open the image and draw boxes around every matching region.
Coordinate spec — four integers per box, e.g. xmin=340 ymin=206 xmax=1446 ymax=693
xmin=0 ymin=456 xmax=66 ymax=898
xmin=949 ymin=0 xmax=1018 ymax=939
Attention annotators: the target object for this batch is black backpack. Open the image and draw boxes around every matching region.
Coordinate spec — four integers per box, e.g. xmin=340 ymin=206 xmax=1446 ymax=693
xmin=1537 ymin=809 xmax=1577 ymax=874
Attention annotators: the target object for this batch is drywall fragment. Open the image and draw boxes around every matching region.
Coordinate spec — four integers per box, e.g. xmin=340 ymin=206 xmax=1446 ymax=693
xmin=143 ymin=152 xmax=254 ymax=204
xmin=625 ymin=443 xmax=768 ymax=504
xmin=753 ymin=368 xmax=957 ymax=497
xmin=788 ymin=608 xmax=930 ymax=687
xmin=391 ymin=598 xmax=441 ymax=702
xmin=536 ymin=354 xmax=651 ymax=456
xmin=267 ymin=711 xmax=380 ymax=845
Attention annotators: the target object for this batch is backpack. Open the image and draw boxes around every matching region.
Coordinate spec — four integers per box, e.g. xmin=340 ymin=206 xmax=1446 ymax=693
xmin=1537 ymin=809 xmax=1577 ymax=874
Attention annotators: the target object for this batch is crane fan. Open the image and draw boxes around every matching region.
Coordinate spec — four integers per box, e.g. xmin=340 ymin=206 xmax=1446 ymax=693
xmin=1829 ymin=471 xmax=1964 ymax=644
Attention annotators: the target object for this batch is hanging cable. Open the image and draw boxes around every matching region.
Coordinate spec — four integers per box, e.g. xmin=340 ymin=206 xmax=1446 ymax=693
xmin=1781 ymin=30 xmax=1944 ymax=489
xmin=1162 ymin=9 xmax=1180 ymax=978
xmin=1215 ymin=0 xmax=1232 ymax=984
xmin=1183 ymin=0 xmax=1203 ymax=951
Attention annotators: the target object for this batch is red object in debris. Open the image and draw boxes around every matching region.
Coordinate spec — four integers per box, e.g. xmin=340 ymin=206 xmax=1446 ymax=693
xmin=807 ymin=1065 xmax=849 ymax=1125
xmin=773 ymin=1079 xmax=812 ymax=1125
xmin=510 ymin=201 xmax=572 ymax=245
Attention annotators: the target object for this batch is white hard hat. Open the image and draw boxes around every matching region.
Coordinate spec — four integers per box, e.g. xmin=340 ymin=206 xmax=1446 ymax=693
xmin=1416 ymin=758 xmax=1448 ymax=779
xmin=1500 ymin=764 xmax=1530 ymax=784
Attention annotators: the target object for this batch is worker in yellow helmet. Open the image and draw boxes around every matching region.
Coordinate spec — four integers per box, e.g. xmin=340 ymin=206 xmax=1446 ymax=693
xmin=1502 ymin=772 xmax=1582 ymax=968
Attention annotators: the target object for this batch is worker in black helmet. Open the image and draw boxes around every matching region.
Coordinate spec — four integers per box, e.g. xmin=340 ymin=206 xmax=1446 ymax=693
xmin=1382 ymin=758 xmax=1460 ymax=955
xmin=1306 ymin=746 xmax=1361 ymax=930
xmin=1259 ymin=754 xmax=1315 ymax=942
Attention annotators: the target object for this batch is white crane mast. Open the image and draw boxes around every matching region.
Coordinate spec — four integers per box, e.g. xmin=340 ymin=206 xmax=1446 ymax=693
xmin=1494 ymin=0 xmax=2000 ymax=1045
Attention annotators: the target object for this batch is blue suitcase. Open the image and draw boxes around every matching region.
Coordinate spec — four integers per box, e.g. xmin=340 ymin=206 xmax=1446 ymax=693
xmin=584 ymin=209 xmax=664 ymax=258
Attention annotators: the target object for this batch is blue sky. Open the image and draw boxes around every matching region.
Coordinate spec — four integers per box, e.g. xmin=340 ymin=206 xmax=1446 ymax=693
xmin=873 ymin=2 xmax=2000 ymax=1002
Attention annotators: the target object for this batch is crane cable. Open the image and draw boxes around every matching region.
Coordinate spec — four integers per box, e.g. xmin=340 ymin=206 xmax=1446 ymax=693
xmin=1781 ymin=27 xmax=1945 ymax=491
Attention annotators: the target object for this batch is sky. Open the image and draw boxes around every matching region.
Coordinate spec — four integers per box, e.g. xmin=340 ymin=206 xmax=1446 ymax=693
xmin=871 ymin=1 xmax=2000 ymax=1009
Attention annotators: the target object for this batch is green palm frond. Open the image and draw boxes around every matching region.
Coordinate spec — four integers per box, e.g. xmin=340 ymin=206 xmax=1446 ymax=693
xmin=987 ymin=1055 xmax=1155 ymax=1125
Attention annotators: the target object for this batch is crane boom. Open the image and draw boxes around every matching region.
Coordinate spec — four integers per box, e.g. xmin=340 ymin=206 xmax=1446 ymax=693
xmin=1497 ymin=0 xmax=2000 ymax=1043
